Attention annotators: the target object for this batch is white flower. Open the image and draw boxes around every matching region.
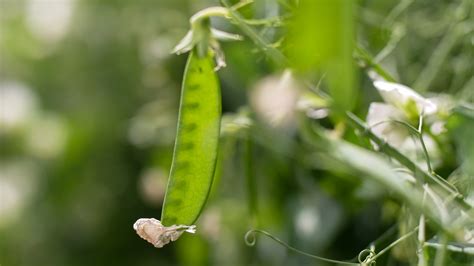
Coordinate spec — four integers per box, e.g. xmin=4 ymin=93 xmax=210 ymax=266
xmin=26 ymin=0 xmax=75 ymax=43
xmin=295 ymin=207 xmax=320 ymax=237
xmin=373 ymin=81 xmax=437 ymax=116
xmin=0 ymin=81 xmax=38 ymax=132
xmin=0 ymin=160 xmax=38 ymax=228
xmin=425 ymin=95 xmax=455 ymax=135
xmin=250 ymin=70 xmax=300 ymax=129
xmin=133 ymin=218 xmax=196 ymax=248
xmin=367 ymin=102 xmax=408 ymax=147
xmin=25 ymin=114 xmax=68 ymax=159
xmin=367 ymin=81 xmax=443 ymax=169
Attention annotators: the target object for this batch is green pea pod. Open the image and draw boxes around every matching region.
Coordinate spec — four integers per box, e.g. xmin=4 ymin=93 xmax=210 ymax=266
xmin=161 ymin=50 xmax=221 ymax=226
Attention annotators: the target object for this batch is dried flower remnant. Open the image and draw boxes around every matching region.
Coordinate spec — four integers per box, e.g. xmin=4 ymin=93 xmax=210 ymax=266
xmin=171 ymin=6 xmax=242 ymax=70
xmin=133 ymin=218 xmax=196 ymax=248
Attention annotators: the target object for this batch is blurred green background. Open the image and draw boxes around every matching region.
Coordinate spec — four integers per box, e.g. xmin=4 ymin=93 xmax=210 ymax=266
xmin=0 ymin=0 xmax=472 ymax=265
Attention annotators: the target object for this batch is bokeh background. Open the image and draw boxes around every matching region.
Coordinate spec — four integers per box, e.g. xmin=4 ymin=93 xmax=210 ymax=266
xmin=1 ymin=0 xmax=472 ymax=265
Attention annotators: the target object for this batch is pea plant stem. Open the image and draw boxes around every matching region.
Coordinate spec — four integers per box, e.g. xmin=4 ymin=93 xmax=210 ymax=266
xmin=433 ymin=234 xmax=449 ymax=266
xmin=354 ymin=45 xmax=397 ymax=82
xmin=418 ymin=191 xmax=427 ymax=266
xmin=244 ymin=133 xmax=258 ymax=227
xmin=221 ymin=0 xmax=289 ymax=67
xmin=345 ymin=111 xmax=472 ymax=211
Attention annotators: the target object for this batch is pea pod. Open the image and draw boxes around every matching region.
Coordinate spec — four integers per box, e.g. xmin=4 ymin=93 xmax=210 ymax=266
xmin=161 ymin=50 xmax=221 ymax=226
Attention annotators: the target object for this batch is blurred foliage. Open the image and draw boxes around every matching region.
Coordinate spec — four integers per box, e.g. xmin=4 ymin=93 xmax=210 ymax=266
xmin=0 ymin=0 xmax=473 ymax=265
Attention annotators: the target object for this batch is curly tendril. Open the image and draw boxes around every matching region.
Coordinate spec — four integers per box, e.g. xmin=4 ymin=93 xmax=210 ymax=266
xmin=244 ymin=229 xmax=360 ymax=265
xmin=244 ymin=230 xmax=258 ymax=246
xmin=358 ymin=249 xmax=376 ymax=265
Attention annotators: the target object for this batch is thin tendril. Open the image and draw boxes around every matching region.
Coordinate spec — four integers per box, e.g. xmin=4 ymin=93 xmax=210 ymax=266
xmin=358 ymin=249 xmax=376 ymax=264
xmin=417 ymin=113 xmax=434 ymax=174
xmin=368 ymin=226 xmax=419 ymax=262
xmin=369 ymin=118 xmax=432 ymax=179
xmin=244 ymin=229 xmax=359 ymax=265
xmin=221 ymin=0 xmax=289 ymax=66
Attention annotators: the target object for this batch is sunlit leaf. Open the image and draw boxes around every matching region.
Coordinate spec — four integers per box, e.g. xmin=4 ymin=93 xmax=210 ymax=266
xmin=287 ymin=0 xmax=356 ymax=111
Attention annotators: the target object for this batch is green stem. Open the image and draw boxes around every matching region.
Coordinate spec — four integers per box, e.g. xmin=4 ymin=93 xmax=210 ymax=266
xmin=345 ymin=112 xmax=471 ymax=211
xmin=418 ymin=191 xmax=428 ymax=266
xmin=241 ymin=17 xmax=286 ymax=27
xmin=383 ymin=0 xmax=414 ymax=28
xmin=368 ymin=119 xmax=433 ymax=173
xmin=230 ymin=0 xmax=254 ymax=11
xmin=347 ymin=225 xmax=398 ymax=262
xmin=354 ymin=45 xmax=397 ymax=82
xmin=433 ymin=234 xmax=449 ymax=266
xmin=374 ymin=24 xmax=405 ymax=63
xmin=221 ymin=0 xmax=289 ymax=67
xmin=244 ymin=133 xmax=258 ymax=226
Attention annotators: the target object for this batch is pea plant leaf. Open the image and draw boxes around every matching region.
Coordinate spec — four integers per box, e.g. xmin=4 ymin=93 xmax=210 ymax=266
xmin=287 ymin=0 xmax=356 ymax=111
xmin=161 ymin=50 xmax=221 ymax=226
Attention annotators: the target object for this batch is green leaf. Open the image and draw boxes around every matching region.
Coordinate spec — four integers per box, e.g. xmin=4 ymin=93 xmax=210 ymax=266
xmin=328 ymin=138 xmax=425 ymax=209
xmin=161 ymin=50 xmax=222 ymax=226
xmin=302 ymin=123 xmax=463 ymax=235
xmin=323 ymin=135 xmax=474 ymax=236
xmin=287 ymin=0 xmax=356 ymax=111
